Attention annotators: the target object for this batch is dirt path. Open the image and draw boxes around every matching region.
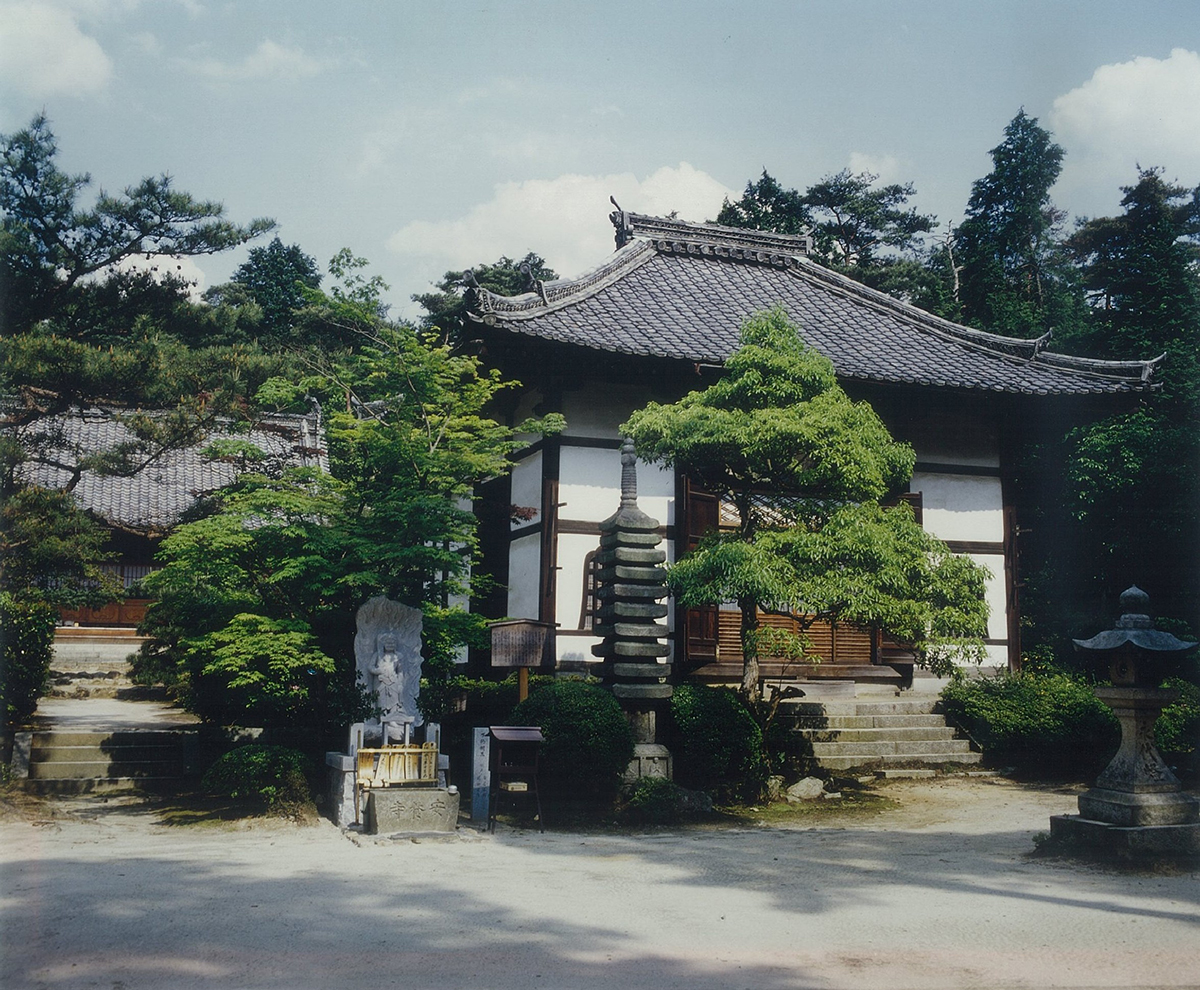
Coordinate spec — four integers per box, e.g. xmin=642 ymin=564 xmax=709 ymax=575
xmin=3 ymin=776 xmax=1196 ymax=990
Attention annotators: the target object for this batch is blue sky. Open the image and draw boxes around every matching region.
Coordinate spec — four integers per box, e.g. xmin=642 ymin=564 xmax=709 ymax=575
xmin=3 ymin=1 xmax=1200 ymax=317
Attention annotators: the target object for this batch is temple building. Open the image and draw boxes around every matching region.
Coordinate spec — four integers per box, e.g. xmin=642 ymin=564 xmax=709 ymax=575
xmin=465 ymin=211 xmax=1158 ymax=686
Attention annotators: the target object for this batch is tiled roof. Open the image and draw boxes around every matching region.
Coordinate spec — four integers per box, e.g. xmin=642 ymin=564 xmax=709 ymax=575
xmin=15 ymin=409 xmax=326 ymax=533
xmin=468 ymin=214 xmax=1159 ymax=395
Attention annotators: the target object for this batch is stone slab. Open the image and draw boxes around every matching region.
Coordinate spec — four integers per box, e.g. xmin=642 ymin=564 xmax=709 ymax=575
xmin=613 ymin=683 xmax=674 ymax=700
xmin=1049 ymin=814 xmax=1200 ymax=859
xmin=1077 ymin=786 xmax=1200 ymax=827
xmin=611 ymin=662 xmax=671 ymax=680
xmin=366 ymin=788 xmax=460 ymax=834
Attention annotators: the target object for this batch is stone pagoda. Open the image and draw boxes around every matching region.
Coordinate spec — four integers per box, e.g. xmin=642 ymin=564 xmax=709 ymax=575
xmin=592 ymin=439 xmax=672 ymax=779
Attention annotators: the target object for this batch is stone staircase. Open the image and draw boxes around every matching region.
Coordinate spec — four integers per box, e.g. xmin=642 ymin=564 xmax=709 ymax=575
xmin=21 ymin=729 xmax=196 ymax=795
xmin=48 ymin=627 xmax=150 ymax=700
xmin=781 ymin=695 xmax=982 ymax=772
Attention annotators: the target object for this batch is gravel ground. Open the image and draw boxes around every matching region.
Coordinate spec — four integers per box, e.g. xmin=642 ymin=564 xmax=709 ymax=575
xmin=2 ymin=776 xmax=1197 ymax=990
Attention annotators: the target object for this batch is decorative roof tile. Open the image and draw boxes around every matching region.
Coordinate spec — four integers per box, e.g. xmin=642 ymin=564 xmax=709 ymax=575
xmin=469 ymin=214 xmax=1159 ymax=396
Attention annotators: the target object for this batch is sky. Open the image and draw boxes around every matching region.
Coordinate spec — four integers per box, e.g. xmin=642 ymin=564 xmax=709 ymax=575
xmin=3 ymin=0 xmax=1200 ymax=318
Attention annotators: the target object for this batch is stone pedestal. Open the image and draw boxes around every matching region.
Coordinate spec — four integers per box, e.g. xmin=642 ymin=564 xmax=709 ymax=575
xmin=326 ymin=752 xmax=356 ymax=828
xmin=1051 ymin=685 xmax=1200 ymax=859
xmin=1079 ymin=687 xmax=1199 ymax=827
xmin=366 ymin=788 xmax=460 ymax=834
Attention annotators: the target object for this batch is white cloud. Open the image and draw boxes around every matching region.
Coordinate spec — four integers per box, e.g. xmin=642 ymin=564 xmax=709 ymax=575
xmin=848 ymin=152 xmax=901 ymax=183
xmin=188 ymin=39 xmax=325 ymax=82
xmin=387 ymin=163 xmax=736 ymax=286
xmin=1052 ymin=49 xmax=1200 ymax=214
xmin=0 ymin=2 xmax=112 ymax=98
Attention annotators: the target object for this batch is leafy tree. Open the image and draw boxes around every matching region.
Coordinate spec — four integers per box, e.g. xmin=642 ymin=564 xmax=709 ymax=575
xmin=715 ymin=170 xmax=811 ymax=235
xmin=717 ymin=169 xmax=936 ymax=300
xmin=0 ymin=114 xmax=273 ymax=335
xmin=135 ymin=256 xmax=563 ymax=732
xmin=803 ymin=169 xmax=936 ymax=269
xmin=228 ymin=236 xmax=321 ymax=345
xmin=623 ymin=308 xmax=988 ymax=704
xmin=413 ymin=252 xmax=557 ymax=345
xmin=1056 ymin=169 xmax=1200 ymax=629
xmin=952 ymin=110 xmax=1082 ymax=338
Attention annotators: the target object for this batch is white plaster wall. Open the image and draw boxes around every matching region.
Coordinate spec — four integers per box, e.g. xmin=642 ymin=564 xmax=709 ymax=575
xmin=509 ymin=450 xmax=543 ymax=530
xmin=558 ymin=445 xmax=675 ymax=525
xmin=556 ymin=635 xmax=604 ymax=667
xmin=911 ymin=472 xmax=1004 ymax=544
xmin=507 ymin=532 xmax=541 ymax=620
xmin=966 ymin=552 xmax=1009 ymax=642
xmin=561 ymin=383 xmax=654 ymax=439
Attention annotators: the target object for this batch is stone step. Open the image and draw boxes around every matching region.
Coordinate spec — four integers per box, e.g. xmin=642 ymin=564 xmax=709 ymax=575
xmin=28 ymin=759 xmax=188 ymax=780
xmin=809 ymin=738 xmax=974 ymax=758
xmin=22 ymin=777 xmax=186 ymax=796
xmin=817 ymin=751 xmax=983 ymax=771
xmin=852 ymin=700 xmax=940 ymax=716
xmin=796 ymin=726 xmax=957 ymax=743
xmin=30 ymin=742 xmax=185 ymax=763
xmin=30 ymin=730 xmax=191 ymax=747
xmin=787 ymin=713 xmax=951 ymax=730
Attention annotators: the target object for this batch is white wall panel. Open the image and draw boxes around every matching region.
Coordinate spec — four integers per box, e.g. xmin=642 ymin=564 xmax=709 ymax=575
xmin=507 ymin=532 xmax=541 ymax=619
xmin=558 ymin=445 xmax=675 ymax=525
xmin=509 ymin=450 xmax=543 ymax=530
xmin=912 ymin=472 xmax=1004 ymax=543
xmin=967 ymin=552 xmax=1009 ymax=642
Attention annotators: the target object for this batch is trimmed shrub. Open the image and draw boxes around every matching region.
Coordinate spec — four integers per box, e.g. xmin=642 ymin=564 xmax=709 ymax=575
xmin=1 ymin=593 xmax=57 ymax=728
xmin=670 ymin=684 xmax=766 ymax=802
xmin=509 ymin=680 xmax=634 ymax=805
xmin=201 ymin=744 xmax=312 ymax=808
xmin=1158 ymin=677 xmax=1200 ymax=778
xmin=940 ymin=670 xmax=1119 ymax=776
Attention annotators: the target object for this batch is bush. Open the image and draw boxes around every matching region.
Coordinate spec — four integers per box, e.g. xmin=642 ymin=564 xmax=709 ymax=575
xmin=940 ymin=670 xmax=1119 ymax=776
xmin=619 ymin=777 xmax=713 ymax=824
xmin=1158 ymin=677 xmax=1200 ymax=778
xmin=201 ymin=744 xmax=312 ymax=809
xmin=670 ymin=684 xmax=766 ymax=802
xmin=509 ymin=680 xmax=634 ymax=805
xmin=1 ymin=593 xmax=57 ymax=728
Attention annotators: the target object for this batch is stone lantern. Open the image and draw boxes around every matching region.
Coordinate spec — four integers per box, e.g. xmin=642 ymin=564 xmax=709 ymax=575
xmin=1049 ymin=586 xmax=1199 ymax=857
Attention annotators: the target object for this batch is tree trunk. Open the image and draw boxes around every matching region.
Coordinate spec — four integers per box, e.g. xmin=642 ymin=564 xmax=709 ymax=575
xmin=739 ymin=595 xmax=760 ymax=703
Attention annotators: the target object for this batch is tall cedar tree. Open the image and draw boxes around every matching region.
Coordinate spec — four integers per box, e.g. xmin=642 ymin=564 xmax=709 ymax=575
xmin=225 ymin=237 xmax=322 ymax=345
xmin=623 ymin=309 xmax=988 ymax=704
xmin=952 ymin=110 xmax=1084 ymax=338
xmin=1060 ymin=169 xmax=1200 ymax=631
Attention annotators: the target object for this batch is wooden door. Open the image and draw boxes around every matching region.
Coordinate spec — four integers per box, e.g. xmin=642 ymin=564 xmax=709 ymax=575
xmin=683 ymin=479 xmax=720 ymax=662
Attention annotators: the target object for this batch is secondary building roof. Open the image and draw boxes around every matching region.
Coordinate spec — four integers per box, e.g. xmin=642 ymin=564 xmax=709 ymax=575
xmin=468 ymin=211 xmax=1159 ymax=396
xmin=15 ymin=408 xmax=326 ymax=534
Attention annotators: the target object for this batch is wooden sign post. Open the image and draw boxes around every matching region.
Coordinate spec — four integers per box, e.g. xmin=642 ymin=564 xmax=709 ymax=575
xmin=489 ymin=619 xmax=555 ymax=701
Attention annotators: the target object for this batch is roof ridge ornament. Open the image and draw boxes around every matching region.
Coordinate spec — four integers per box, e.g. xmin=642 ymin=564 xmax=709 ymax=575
xmin=609 ymin=209 xmax=814 ymax=256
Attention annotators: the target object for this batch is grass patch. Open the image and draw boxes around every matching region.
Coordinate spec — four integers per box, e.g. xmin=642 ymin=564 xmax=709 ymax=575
xmin=728 ymin=787 xmax=896 ymax=825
